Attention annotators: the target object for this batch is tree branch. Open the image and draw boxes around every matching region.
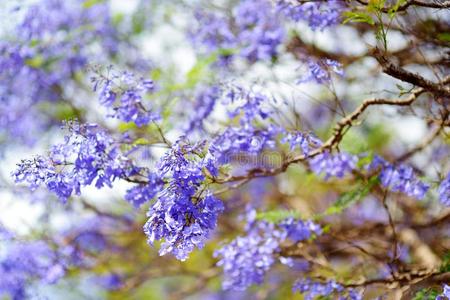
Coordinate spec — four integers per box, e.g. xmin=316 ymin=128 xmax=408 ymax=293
xmin=372 ymin=48 xmax=450 ymax=97
xmin=355 ymin=0 xmax=450 ymax=12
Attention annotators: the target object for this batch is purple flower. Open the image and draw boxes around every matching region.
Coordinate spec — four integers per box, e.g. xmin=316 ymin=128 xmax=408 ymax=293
xmin=346 ymin=289 xmax=364 ymax=300
xmin=145 ymin=193 xmax=224 ymax=261
xmin=292 ymin=279 xmax=343 ymax=300
xmin=281 ymin=131 xmax=322 ymax=155
xmin=125 ymin=173 xmax=164 ymax=208
xmin=309 ymin=151 xmax=358 ymax=179
xmin=279 ymin=257 xmax=310 ymax=271
xmin=13 ymin=121 xmax=138 ymax=202
xmin=279 ymin=217 xmax=322 ymax=243
xmin=0 ymin=0 xmax=119 ymax=145
xmin=215 ymin=212 xmax=320 ymax=290
xmin=210 ymin=88 xmax=279 ymax=165
xmin=93 ymin=273 xmax=123 ymax=291
xmin=143 ymin=138 xmax=224 ymax=260
xmin=370 ymin=156 xmax=430 ymax=200
xmin=0 ymin=226 xmax=13 ymax=240
xmin=214 ymin=222 xmax=281 ymax=290
xmin=190 ymin=0 xmax=285 ymax=64
xmin=191 ymin=10 xmax=236 ymax=50
xmin=277 ymin=0 xmax=345 ymax=30
xmin=297 ymin=59 xmax=344 ymax=84
xmin=438 ymin=173 xmax=450 ymax=206
xmin=436 ymin=284 xmax=450 ymax=300
xmin=0 ymin=241 xmax=65 ymax=299
xmin=91 ymin=68 xmax=160 ymax=126
xmin=186 ymin=86 xmax=220 ymax=131
xmin=99 ymin=80 xmax=117 ymax=106
xmin=233 ymin=0 xmax=285 ymax=62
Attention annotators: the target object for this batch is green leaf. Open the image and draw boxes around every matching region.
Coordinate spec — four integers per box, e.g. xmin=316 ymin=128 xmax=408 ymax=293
xmin=118 ymin=122 xmax=138 ymax=132
xmin=25 ymin=55 xmax=45 ymax=69
xmin=256 ymin=210 xmax=301 ymax=223
xmin=343 ymin=11 xmax=375 ymax=25
xmin=132 ymin=15 xmax=145 ymax=34
xmin=217 ymin=47 xmax=237 ymax=57
xmin=36 ymin=102 xmax=81 ymax=121
xmin=83 ymin=0 xmax=103 ymax=9
xmin=357 ymin=152 xmax=374 ymax=169
xmin=132 ymin=138 xmax=150 ymax=146
xmin=29 ymin=39 xmax=40 ymax=47
xmin=412 ymin=288 xmax=440 ymax=300
xmin=366 ymin=124 xmax=391 ymax=151
xmin=112 ymin=13 xmax=125 ymax=26
xmin=388 ymin=0 xmax=407 ymax=17
xmin=340 ymin=131 xmax=368 ymax=154
xmin=396 ymin=84 xmax=405 ymax=91
xmin=315 ymin=177 xmax=378 ymax=219
xmin=151 ymin=68 xmax=163 ymax=81
xmin=185 ymin=53 xmax=218 ymax=88
xmin=439 ymin=252 xmax=450 ymax=272
xmin=437 ymin=32 xmax=450 ymax=43
xmin=368 ymin=0 xmax=386 ymax=12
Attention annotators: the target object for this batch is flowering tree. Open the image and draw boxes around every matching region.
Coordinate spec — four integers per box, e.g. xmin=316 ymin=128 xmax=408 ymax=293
xmin=1 ymin=0 xmax=449 ymax=299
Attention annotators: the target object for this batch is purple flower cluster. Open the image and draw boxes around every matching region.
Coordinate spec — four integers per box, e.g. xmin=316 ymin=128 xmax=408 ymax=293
xmin=185 ymin=85 xmax=221 ymax=132
xmin=0 ymin=226 xmax=13 ymax=240
xmin=233 ymin=0 xmax=285 ymax=62
xmin=297 ymin=59 xmax=344 ymax=84
xmin=191 ymin=0 xmax=345 ymax=64
xmin=0 ymin=0 xmax=118 ymax=145
xmin=191 ymin=0 xmax=284 ymax=63
xmin=436 ymin=284 xmax=450 ymax=300
xmin=438 ymin=173 xmax=450 ymax=206
xmin=93 ymin=273 xmax=123 ymax=291
xmin=279 ymin=218 xmax=322 ymax=242
xmin=19 ymin=1 xmax=117 ymax=50
xmin=281 ymin=131 xmax=322 ymax=155
xmin=92 ymin=68 xmax=160 ymax=126
xmin=13 ymin=121 xmax=137 ymax=202
xmin=206 ymin=86 xmax=326 ymax=172
xmin=215 ymin=212 xmax=321 ymax=290
xmin=144 ymin=138 xmax=223 ymax=261
xmin=190 ymin=11 xmax=236 ymax=53
xmin=0 ymin=241 xmax=65 ymax=300
xmin=370 ymin=156 xmax=430 ymax=200
xmin=293 ymin=278 xmax=362 ymax=300
xmin=214 ymin=222 xmax=280 ymax=290
xmin=0 ymin=217 xmax=119 ymax=300
xmin=293 ymin=279 xmax=343 ymax=300
xmin=210 ymin=88 xmax=279 ymax=163
xmin=277 ymin=0 xmax=345 ymax=30
xmin=57 ymin=215 xmax=130 ymax=270
xmin=125 ymin=173 xmax=164 ymax=208
xmin=309 ymin=151 xmax=358 ymax=179
xmin=2 ymin=0 xmax=449 ymax=297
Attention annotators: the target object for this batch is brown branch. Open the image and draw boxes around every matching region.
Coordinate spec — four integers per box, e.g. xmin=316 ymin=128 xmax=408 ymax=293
xmin=214 ymin=87 xmax=427 ymax=184
xmin=168 ymin=269 xmax=219 ymax=300
xmin=397 ymin=228 xmax=441 ymax=268
xmin=405 ymin=0 xmax=450 ymax=9
xmin=213 ymin=178 xmax=251 ymax=195
xmin=412 ymin=211 xmax=450 ymax=229
xmin=379 ymin=190 xmax=400 ymax=273
xmin=401 ymin=272 xmax=450 ymax=299
xmin=397 ymin=117 xmax=447 ymax=162
xmin=341 ymin=270 xmax=448 ymax=288
xmin=318 ymin=88 xmax=425 ymax=151
xmin=372 ymin=48 xmax=450 ymax=97
xmin=355 ymin=0 xmax=450 ymax=12
xmin=152 ymin=120 xmax=172 ymax=147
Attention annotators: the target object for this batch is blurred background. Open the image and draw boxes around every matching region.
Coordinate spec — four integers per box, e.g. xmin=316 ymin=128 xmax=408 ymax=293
xmin=0 ymin=0 xmax=449 ymax=299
